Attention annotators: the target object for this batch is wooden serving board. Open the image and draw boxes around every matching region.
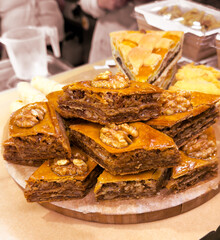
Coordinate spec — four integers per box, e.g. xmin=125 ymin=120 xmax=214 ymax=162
xmin=5 ymin=159 xmax=220 ymax=224
xmin=1 ymin=62 xmax=220 ymax=224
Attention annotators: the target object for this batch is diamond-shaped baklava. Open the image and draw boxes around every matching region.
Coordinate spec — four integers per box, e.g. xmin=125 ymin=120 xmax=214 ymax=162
xmin=56 ymin=71 xmax=163 ymax=125
xmin=3 ymin=102 xmax=71 ymax=166
xmin=166 ymin=128 xmax=218 ymax=192
xmin=147 ymin=91 xmax=220 ymax=147
xmin=94 ymin=168 xmax=168 ymax=201
xmin=24 ymin=147 xmax=102 ymax=202
xmin=69 ymin=121 xmax=180 ymax=175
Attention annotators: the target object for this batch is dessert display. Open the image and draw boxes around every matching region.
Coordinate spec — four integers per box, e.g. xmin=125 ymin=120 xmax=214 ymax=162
xmin=167 ymin=128 xmax=218 ymax=192
xmin=56 ymin=71 xmax=163 ymax=125
xmin=69 ymin=122 xmax=180 ymax=175
xmin=1 ymin=27 xmax=220 ymax=223
xmin=147 ymin=90 xmax=220 ymax=147
xmin=24 ymin=147 xmax=102 ymax=202
xmin=157 ymin=6 xmax=220 ymax=32
xmin=3 ymin=102 xmax=71 ymax=166
xmin=110 ymin=30 xmax=184 ymax=88
xmin=94 ymin=168 xmax=168 ymax=201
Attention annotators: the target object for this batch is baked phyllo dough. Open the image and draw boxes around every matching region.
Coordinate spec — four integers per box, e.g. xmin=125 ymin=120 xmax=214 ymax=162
xmin=170 ymin=63 xmax=220 ymax=95
xmin=94 ymin=168 xmax=168 ymax=201
xmin=69 ymin=122 xmax=180 ymax=175
xmin=3 ymin=102 xmax=71 ymax=166
xmin=110 ymin=30 xmax=184 ymax=88
xmin=56 ymin=71 xmax=163 ymax=125
xmin=166 ymin=128 xmax=218 ymax=192
xmin=147 ymin=91 xmax=220 ymax=147
xmin=24 ymin=147 xmax=102 ymax=202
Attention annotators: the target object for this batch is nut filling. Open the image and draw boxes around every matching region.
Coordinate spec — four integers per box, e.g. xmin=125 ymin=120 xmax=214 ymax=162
xmin=91 ymin=71 xmax=130 ymax=89
xmin=100 ymin=123 xmax=138 ymax=148
xmin=181 ymin=133 xmax=217 ymax=159
xmin=51 ymin=154 xmax=88 ymax=176
xmin=161 ymin=90 xmax=192 ymax=115
xmin=14 ymin=104 xmax=46 ymax=128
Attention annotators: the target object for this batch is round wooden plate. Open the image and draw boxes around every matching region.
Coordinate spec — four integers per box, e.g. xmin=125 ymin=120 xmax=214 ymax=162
xmin=5 ymin=160 xmax=220 ymax=224
xmin=1 ymin=71 xmax=220 ymax=224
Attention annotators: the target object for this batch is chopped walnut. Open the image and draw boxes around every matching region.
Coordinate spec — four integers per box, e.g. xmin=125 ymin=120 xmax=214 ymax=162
xmin=72 ymin=152 xmax=88 ymax=162
xmin=72 ymin=159 xmax=88 ymax=175
xmin=95 ymin=70 xmax=112 ymax=80
xmin=56 ymin=159 xmax=70 ymax=166
xmin=100 ymin=123 xmax=138 ymax=148
xmin=51 ymin=153 xmax=88 ymax=176
xmin=91 ymin=71 xmax=130 ymax=89
xmin=182 ymin=133 xmax=217 ymax=159
xmin=14 ymin=104 xmax=46 ymax=128
xmin=161 ymin=90 xmax=192 ymax=115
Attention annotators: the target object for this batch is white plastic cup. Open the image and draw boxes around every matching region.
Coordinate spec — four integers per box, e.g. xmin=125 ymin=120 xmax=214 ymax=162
xmin=0 ymin=26 xmax=60 ymax=80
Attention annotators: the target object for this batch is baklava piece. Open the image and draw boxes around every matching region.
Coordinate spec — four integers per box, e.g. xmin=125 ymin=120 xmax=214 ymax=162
xmin=110 ymin=30 xmax=184 ymax=89
xmin=69 ymin=122 xmax=180 ymax=175
xmin=166 ymin=128 xmax=218 ymax=192
xmin=94 ymin=168 xmax=168 ymax=201
xmin=24 ymin=147 xmax=102 ymax=202
xmin=56 ymin=71 xmax=163 ymax=125
xmin=147 ymin=91 xmax=220 ymax=147
xmin=3 ymin=102 xmax=71 ymax=166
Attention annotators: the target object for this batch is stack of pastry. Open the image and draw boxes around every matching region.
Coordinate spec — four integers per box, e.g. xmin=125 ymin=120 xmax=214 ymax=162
xmin=52 ymin=71 xmax=182 ymax=201
xmin=2 ymin=31 xmax=220 ymax=204
xmin=55 ymin=71 xmax=219 ymax=200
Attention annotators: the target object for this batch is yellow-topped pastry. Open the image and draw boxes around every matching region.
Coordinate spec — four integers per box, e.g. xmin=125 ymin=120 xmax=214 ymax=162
xmin=110 ymin=30 xmax=184 ymax=88
xmin=170 ymin=63 xmax=220 ymax=95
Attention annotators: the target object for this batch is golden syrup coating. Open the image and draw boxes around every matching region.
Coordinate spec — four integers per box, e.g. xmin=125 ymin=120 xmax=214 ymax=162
xmin=100 ymin=123 xmax=138 ymax=148
xmin=14 ymin=104 xmax=46 ymax=128
xmin=70 ymin=122 xmax=177 ymax=154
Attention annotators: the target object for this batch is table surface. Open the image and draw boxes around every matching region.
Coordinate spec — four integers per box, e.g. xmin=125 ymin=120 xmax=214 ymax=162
xmin=0 ymin=60 xmax=220 ymax=240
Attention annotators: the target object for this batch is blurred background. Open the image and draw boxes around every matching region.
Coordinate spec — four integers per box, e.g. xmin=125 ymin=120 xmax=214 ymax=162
xmin=0 ymin=0 xmax=220 ymax=68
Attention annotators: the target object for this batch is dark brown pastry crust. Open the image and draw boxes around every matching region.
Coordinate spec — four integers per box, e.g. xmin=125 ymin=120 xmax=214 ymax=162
xmin=166 ymin=151 xmax=218 ymax=192
xmin=24 ymin=149 xmax=102 ymax=202
xmin=94 ymin=168 xmax=169 ymax=201
xmin=69 ymin=122 xmax=180 ymax=175
xmin=3 ymin=102 xmax=71 ymax=166
xmin=56 ymin=80 xmax=163 ymax=125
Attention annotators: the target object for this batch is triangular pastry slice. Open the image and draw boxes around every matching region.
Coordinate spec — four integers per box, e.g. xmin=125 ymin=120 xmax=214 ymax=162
xmin=110 ymin=30 xmax=184 ymax=89
xmin=166 ymin=127 xmax=218 ymax=192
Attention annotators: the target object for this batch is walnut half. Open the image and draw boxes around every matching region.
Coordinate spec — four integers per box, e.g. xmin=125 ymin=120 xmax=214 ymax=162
xmin=100 ymin=123 xmax=138 ymax=148
xmin=14 ymin=104 xmax=46 ymax=128
xmin=91 ymin=71 xmax=130 ymax=89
